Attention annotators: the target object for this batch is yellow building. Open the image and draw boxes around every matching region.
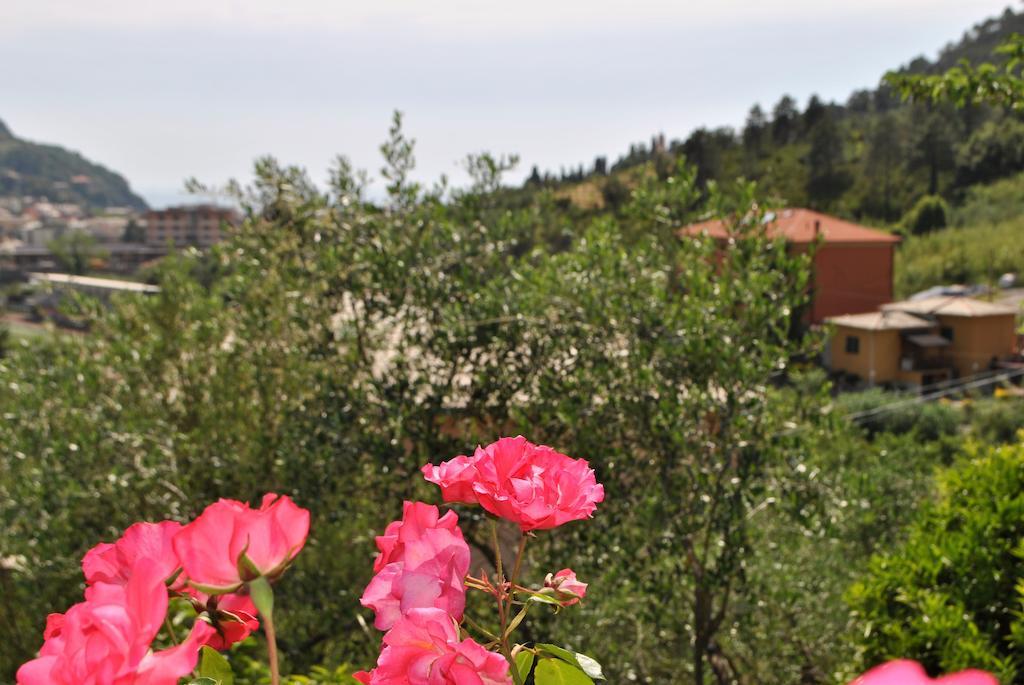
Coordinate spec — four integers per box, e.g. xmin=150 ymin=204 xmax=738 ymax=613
xmin=882 ymin=297 xmax=1018 ymax=377
xmin=826 ymin=296 xmax=1020 ymax=387
xmin=826 ymin=310 xmax=950 ymax=386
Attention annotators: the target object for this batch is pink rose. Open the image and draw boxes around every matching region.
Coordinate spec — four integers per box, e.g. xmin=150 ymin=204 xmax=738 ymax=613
xmin=852 ymin=660 xmax=997 ymax=685
xmin=422 ymin=436 xmax=605 ymax=531
xmin=82 ymin=521 xmax=183 ymax=587
xmin=356 ymin=608 xmax=511 ymax=685
xmin=544 ymin=568 xmax=587 ymax=606
xmin=185 ymin=588 xmax=260 ymax=650
xmin=16 ymin=558 xmax=212 ymax=685
xmin=360 ymin=502 xmax=470 ymax=630
xmin=173 ymin=493 xmax=310 ymax=594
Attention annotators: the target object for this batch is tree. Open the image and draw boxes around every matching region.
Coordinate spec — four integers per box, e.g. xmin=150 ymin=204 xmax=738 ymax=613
xmin=47 ymin=230 xmax=107 ymax=274
xmin=121 ymin=219 xmax=145 ymax=243
xmin=802 ymin=95 xmax=827 ymax=133
xmin=860 ymin=113 xmax=905 ymax=220
xmin=525 ymin=165 xmax=542 ymax=186
xmin=909 ymin=109 xmax=956 ymax=195
xmin=742 ymin=105 xmax=768 ymax=172
xmin=954 ymin=118 xmax=1024 ymax=186
xmin=805 ymin=112 xmax=852 ymax=208
xmin=772 ymin=95 xmax=799 ymax=145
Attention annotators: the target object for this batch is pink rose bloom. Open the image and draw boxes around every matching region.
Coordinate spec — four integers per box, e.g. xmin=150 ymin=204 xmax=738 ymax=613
xmin=852 ymin=660 xmax=997 ymax=685
xmin=173 ymin=493 xmax=310 ymax=593
xmin=360 ymin=502 xmax=470 ymax=630
xmin=422 ymin=436 xmax=605 ymax=531
xmin=544 ymin=568 xmax=587 ymax=606
xmin=185 ymin=588 xmax=260 ymax=650
xmin=82 ymin=521 xmax=183 ymax=587
xmin=16 ymin=559 xmax=212 ymax=685
xmin=355 ymin=608 xmax=511 ymax=685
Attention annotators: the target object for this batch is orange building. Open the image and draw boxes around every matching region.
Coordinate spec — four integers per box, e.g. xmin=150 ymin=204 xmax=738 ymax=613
xmin=826 ymin=297 xmax=1020 ymax=387
xmin=681 ymin=208 xmax=900 ymax=323
xmin=143 ymin=205 xmax=239 ymax=248
xmin=882 ymin=297 xmax=1019 ymax=377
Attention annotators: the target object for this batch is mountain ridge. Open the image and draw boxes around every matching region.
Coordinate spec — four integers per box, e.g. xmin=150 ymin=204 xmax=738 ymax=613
xmin=0 ymin=117 xmax=148 ymax=211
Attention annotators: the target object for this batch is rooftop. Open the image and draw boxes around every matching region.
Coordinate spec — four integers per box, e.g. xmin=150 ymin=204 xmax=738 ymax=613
xmin=29 ymin=272 xmax=160 ymax=294
xmin=883 ymin=296 xmax=1018 ymax=318
xmin=826 ymin=310 xmax=932 ymax=331
xmin=680 ymin=208 xmax=901 ymax=246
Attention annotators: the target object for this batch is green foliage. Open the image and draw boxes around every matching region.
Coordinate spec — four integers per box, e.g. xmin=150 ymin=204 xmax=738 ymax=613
xmin=967 ymin=398 xmax=1024 ymax=444
xmin=46 ymin=230 xmax=108 ymax=274
xmin=836 ymin=389 xmax=963 ymax=441
xmin=901 ymin=195 xmax=949 ymax=235
xmin=847 ymin=440 xmax=1024 ymax=683
xmin=955 ymin=118 xmax=1024 ymax=187
xmin=894 ymin=216 xmax=1024 ymax=296
xmin=0 ymin=111 xmax=829 ymax=684
xmin=950 ymin=171 xmax=1024 ymax=226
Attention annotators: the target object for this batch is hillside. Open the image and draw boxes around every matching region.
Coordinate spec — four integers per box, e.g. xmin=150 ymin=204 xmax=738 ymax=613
xmin=522 ymin=6 xmax=1024 ymax=229
xmin=0 ymin=117 xmax=147 ymax=211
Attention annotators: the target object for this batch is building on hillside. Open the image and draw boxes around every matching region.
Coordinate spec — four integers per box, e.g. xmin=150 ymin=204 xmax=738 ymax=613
xmin=825 ymin=310 xmax=954 ymax=387
xmin=680 ymin=208 xmax=901 ymax=323
xmin=142 ymin=205 xmax=239 ymax=248
xmin=882 ymin=296 xmax=1019 ymax=377
xmin=825 ymin=296 xmax=1020 ymax=387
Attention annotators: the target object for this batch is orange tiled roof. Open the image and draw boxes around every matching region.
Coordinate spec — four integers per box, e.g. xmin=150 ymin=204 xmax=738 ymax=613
xmin=680 ymin=208 xmax=901 ymax=245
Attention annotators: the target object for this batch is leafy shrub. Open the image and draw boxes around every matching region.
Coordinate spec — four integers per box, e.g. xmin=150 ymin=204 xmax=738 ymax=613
xmin=968 ymin=398 xmax=1024 ymax=444
xmin=902 ymin=195 xmax=949 ymax=235
xmin=895 ymin=217 xmax=1024 ymax=296
xmin=836 ymin=389 xmax=963 ymax=441
xmin=847 ymin=440 xmax=1024 ymax=683
xmin=955 ymin=118 xmax=1024 ymax=188
xmin=951 ymin=172 xmax=1024 ymax=227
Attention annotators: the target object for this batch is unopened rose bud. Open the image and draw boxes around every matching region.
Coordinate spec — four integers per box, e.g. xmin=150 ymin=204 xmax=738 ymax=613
xmin=543 ymin=568 xmax=587 ymax=606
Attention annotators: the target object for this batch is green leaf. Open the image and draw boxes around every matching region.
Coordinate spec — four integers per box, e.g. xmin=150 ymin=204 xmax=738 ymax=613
xmin=199 ymin=646 xmax=234 ymax=685
xmin=535 ymin=644 xmax=605 ymax=680
xmin=515 ymin=651 xmax=536 ymax=681
xmin=185 ymin=679 xmax=219 ymax=685
xmin=534 ymin=658 xmax=595 ymax=685
xmin=536 ymin=643 xmax=577 ymax=665
xmin=573 ymin=653 xmax=605 ymax=680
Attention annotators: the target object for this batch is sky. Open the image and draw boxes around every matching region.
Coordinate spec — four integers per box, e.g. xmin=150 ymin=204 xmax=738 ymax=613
xmin=0 ymin=0 xmax=1016 ymax=207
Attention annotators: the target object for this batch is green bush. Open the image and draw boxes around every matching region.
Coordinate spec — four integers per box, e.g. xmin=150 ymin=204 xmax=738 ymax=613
xmin=847 ymin=440 xmax=1024 ymax=682
xmin=836 ymin=389 xmax=963 ymax=441
xmin=895 ymin=217 xmax=1024 ymax=296
xmin=901 ymin=195 xmax=949 ymax=235
xmin=969 ymin=398 xmax=1024 ymax=444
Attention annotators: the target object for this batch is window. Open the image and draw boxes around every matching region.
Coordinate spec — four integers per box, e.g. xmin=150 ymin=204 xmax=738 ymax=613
xmin=845 ymin=335 xmax=860 ymax=354
xmin=940 ymin=326 xmax=954 ymax=342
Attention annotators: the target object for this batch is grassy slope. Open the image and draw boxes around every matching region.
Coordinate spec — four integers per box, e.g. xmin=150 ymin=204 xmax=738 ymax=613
xmin=895 ymin=173 xmax=1024 ymax=296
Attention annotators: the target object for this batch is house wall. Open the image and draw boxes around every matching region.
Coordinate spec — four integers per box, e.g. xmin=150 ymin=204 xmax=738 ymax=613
xmin=827 ymin=325 xmax=902 ymax=384
xmin=807 ymin=244 xmax=895 ymax=323
xmin=939 ymin=313 xmax=1018 ymax=376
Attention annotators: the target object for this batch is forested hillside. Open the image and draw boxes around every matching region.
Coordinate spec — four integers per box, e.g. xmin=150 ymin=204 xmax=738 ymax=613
xmin=0 ymin=117 xmax=147 ymax=211
xmin=521 ymin=7 xmax=1024 ymax=230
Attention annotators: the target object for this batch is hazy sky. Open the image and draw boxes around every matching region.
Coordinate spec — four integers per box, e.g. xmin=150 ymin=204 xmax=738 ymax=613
xmin=0 ymin=0 xmax=1015 ymax=207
